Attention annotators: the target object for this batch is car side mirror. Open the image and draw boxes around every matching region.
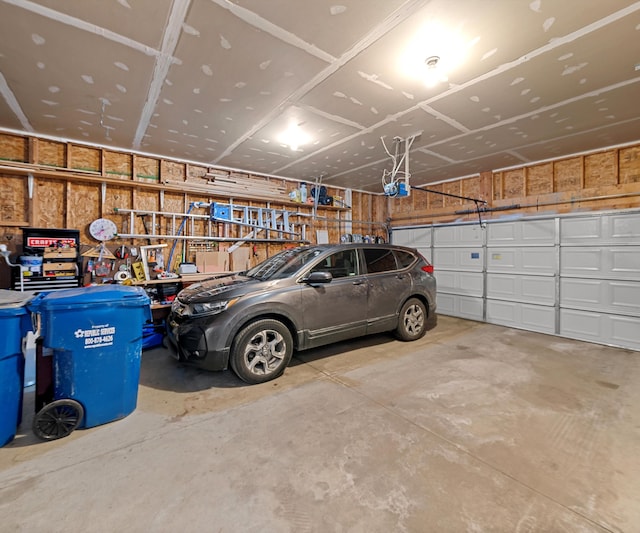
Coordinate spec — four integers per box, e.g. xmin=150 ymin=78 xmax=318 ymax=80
xmin=303 ymin=271 xmax=333 ymax=284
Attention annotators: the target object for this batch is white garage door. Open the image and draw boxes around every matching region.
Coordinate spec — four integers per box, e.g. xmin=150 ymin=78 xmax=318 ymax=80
xmin=486 ymin=218 xmax=557 ymax=335
xmin=392 ymin=209 xmax=640 ymax=351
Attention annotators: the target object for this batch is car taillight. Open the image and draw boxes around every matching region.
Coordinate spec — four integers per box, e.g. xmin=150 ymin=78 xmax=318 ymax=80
xmin=421 ymin=264 xmax=434 ymax=274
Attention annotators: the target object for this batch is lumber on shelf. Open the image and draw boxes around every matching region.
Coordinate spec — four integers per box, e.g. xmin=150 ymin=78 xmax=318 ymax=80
xmin=165 ymin=173 xmax=288 ymax=201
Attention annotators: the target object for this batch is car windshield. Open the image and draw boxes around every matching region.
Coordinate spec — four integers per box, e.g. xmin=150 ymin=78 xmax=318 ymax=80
xmin=245 ymin=247 xmax=324 ymax=280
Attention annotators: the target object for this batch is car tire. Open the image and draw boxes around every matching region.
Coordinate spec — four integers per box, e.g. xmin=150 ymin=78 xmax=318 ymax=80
xmin=395 ymin=298 xmax=427 ymax=341
xmin=230 ymin=319 xmax=294 ymax=384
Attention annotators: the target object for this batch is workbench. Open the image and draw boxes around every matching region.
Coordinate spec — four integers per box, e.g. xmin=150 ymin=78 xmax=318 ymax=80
xmin=131 ymin=273 xmax=221 ymax=319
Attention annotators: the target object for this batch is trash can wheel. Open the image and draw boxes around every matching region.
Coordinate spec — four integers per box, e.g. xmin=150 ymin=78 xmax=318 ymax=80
xmin=32 ymin=399 xmax=84 ymax=441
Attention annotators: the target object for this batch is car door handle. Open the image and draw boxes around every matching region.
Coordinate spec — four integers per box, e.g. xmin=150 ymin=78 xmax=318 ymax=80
xmin=352 ymin=279 xmax=365 ymax=285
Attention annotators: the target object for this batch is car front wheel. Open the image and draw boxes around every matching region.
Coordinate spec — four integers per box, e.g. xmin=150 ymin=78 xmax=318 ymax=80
xmin=395 ymin=298 xmax=427 ymax=341
xmin=230 ymin=319 xmax=293 ymax=384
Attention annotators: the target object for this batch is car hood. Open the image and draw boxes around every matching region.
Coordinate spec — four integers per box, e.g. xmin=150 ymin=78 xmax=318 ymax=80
xmin=178 ymin=273 xmax=265 ymax=303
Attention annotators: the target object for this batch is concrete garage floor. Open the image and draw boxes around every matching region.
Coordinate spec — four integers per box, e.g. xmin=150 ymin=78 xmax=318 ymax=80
xmin=1 ymin=316 xmax=639 ymax=532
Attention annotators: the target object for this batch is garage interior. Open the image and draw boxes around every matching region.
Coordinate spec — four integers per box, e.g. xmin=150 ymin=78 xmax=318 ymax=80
xmin=1 ymin=1 xmax=640 ymax=531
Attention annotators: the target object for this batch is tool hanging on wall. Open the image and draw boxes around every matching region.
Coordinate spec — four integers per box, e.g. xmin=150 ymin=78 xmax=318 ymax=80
xmin=138 ymin=214 xmax=152 ymax=245
xmin=94 ymin=261 xmax=111 ymax=277
xmin=114 ymin=245 xmax=130 ymax=259
xmin=167 ymin=203 xmax=196 ymax=275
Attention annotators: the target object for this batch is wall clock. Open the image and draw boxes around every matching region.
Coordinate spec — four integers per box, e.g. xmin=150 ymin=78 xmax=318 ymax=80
xmin=89 ymin=218 xmax=118 ymax=241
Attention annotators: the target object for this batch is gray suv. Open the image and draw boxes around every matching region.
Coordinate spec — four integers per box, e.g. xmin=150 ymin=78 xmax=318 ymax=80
xmin=166 ymin=243 xmax=436 ymax=384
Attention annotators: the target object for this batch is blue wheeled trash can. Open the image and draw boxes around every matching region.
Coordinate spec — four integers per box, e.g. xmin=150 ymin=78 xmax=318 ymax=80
xmin=28 ymin=285 xmax=150 ymax=440
xmin=0 ymin=291 xmax=33 ymax=447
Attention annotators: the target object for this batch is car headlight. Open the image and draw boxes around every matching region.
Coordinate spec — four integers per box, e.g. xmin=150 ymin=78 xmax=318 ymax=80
xmin=189 ymin=297 xmax=239 ymax=317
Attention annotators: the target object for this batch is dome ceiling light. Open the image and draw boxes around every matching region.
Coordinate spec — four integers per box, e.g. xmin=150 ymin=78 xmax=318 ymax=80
xmin=278 ymin=122 xmax=310 ymax=152
xmin=424 ymin=55 xmax=448 ymax=87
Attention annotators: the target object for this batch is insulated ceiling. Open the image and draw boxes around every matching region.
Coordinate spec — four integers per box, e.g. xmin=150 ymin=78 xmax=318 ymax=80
xmin=0 ymin=0 xmax=639 ymax=192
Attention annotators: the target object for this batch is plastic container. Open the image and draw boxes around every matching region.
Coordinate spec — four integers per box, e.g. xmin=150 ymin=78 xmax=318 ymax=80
xmin=300 ymin=183 xmax=307 ymax=203
xmin=20 ymin=255 xmax=42 ymax=275
xmin=0 ymin=294 xmax=32 ymax=447
xmin=0 ymin=353 xmax=24 ymax=446
xmin=142 ymin=323 xmax=165 ymax=351
xmin=30 ymin=285 xmax=151 ymax=431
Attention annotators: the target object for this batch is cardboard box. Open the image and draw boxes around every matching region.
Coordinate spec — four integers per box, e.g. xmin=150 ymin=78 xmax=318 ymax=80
xmin=230 ymin=247 xmax=252 ymax=272
xmin=195 ymin=251 xmax=229 ymax=273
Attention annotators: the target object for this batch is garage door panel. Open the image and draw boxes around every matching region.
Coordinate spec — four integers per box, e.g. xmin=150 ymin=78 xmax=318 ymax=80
xmin=435 ymin=248 xmax=484 ymax=272
xmin=391 ymin=227 xmax=432 ymax=248
xmin=560 ymin=309 xmax=640 ymax=350
xmin=437 ymin=293 xmax=483 ymax=321
xmin=561 ymin=217 xmax=601 ymax=243
xmin=487 ymin=247 xmax=556 ymax=275
xmin=391 ymin=229 xmax=413 ymax=247
xmin=434 ymin=224 xmax=483 ymax=246
xmin=560 ymin=308 xmax=603 ymax=339
xmin=487 ymin=219 xmax=556 ymax=245
xmin=560 ymin=278 xmax=640 ymax=315
xmin=437 ymin=271 xmax=483 ymax=297
xmin=487 ymin=274 xmax=555 ymax=305
xmin=486 ymin=300 xmax=555 ymax=334
xmin=610 ymin=213 xmax=640 ymax=242
xmin=561 ymin=247 xmax=640 ymax=279
xmin=611 ymin=316 xmax=640 ymax=351
xmin=562 ymin=213 xmax=640 ymax=244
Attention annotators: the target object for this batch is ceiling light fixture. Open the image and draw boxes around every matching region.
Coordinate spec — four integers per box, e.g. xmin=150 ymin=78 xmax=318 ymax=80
xmin=278 ymin=123 xmax=310 ymax=152
xmin=425 ymin=55 xmax=440 ymax=68
xmin=424 ymin=55 xmax=448 ymax=87
xmin=399 ymin=21 xmax=470 ymax=86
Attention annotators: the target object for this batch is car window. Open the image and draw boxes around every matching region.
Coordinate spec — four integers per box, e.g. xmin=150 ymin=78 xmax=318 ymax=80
xmin=363 ymin=248 xmax=397 ymax=273
xmin=310 ymin=249 xmax=358 ymax=278
xmin=394 ymin=250 xmax=416 ymax=269
xmin=246 ymin=247 xmax=323 ymax=280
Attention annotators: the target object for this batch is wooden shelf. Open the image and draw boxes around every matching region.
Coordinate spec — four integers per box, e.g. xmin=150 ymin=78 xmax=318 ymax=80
xmin=0 ymin=159 xmax=350 ymax=210
xmin=130 ymin=273 xmax=214 ymax=286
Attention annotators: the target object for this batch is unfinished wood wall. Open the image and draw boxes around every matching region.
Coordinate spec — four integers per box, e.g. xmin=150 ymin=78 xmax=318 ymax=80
xmin=0 ymin=132 xmax=381 ymax=288
xmin=389 ymin=143 xmax=640 ymax=225
xmin=3 ymin=131 xmax=637 ymax=286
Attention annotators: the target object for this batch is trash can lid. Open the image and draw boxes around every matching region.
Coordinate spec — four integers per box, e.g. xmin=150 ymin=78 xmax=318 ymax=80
xmin=0 ymin=289 xmax=36 ymax=314
xmin=34 ymin=285 xmax=149 ymax=310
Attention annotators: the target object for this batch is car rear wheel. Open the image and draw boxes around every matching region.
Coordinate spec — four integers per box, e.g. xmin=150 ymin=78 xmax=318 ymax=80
xmin=395 ymin=298 xmax=427 ymax=341
xmin=230 ymin=319 xmax=293 ymax=384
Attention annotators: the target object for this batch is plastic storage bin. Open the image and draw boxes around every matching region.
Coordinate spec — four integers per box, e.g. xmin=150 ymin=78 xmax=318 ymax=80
xmin=29 ymin=285 xmax=150 ymax=440
xmin=0 ymin=352 xmax=23 ymax=446
xmin=0 ymin=292 xmax=32 ymax=447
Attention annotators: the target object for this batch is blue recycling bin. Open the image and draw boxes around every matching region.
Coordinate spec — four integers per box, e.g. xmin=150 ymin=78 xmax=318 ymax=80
xmin=0 ymin=297 xmax=31 ymax=447
xmin=29 ymin=285 xmax=150 ymax=440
